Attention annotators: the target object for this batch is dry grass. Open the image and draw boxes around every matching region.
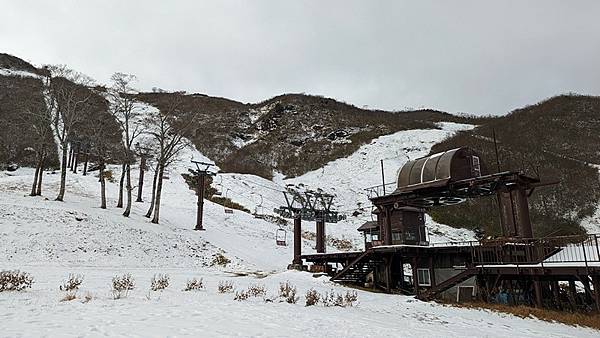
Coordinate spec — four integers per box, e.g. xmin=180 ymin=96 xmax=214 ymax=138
xmin=60 ymin=292 xmax=77 ymax=302
xmin=217 ymin=280 xmax=234 ymax=293
xmin=450 ymin=302 xmax=600 ymax=331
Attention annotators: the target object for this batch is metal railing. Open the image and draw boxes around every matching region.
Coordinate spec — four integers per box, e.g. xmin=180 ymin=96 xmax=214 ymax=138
xmin=430 ymin=234 xmax=600 ymax=267
xmin=364 ymin=182 xmax=397 ymax=199
xmin=472 ymin=234 xmax=600 ymax=266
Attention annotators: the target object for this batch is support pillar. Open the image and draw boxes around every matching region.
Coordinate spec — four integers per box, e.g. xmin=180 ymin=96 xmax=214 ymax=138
xmin=412 ymin=257 xmax=419 ymax=296
xmin=497 ymin=185 xmax=533 ymax=238
xmin=195 ymin=174 xmax=206 ymax=231
xmin=292 ymin=215 xmax=302 ymax=266
xmin=568 ymin=280 xmax=577 ymax=310
xmin=384 ymin=206 xmax=392 ymax=245
xmin=533 ymin=279 xmax=543 ymax=308
xmin=384 ymin=255 xmax=392 ymax=293
xmin=592 ymin=276 xmax=600 ymax=312
xmin=552 ymin=280 xmax=561 ymax=310
xmin=316 ymin=218 xmax=325 ymax=253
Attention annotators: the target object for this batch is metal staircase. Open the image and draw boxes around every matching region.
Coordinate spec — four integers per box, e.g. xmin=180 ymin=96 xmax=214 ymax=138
xmin=417 ymin=267 xmax=479 ymax=301
xmin=330 ymin=250 xmax=380 ymax=283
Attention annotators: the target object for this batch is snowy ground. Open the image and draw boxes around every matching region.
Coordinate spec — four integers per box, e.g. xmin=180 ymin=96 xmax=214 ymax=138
xmin=1 ymin=117 xmax=598 ymax=336
xmin=0 ymin=168 xmax=596 ymax=337
xmin=2 ymin=266 xmax=597 ymax=338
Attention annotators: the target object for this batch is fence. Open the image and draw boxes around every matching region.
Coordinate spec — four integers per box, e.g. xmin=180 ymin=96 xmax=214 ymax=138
xmin=432 ymin=234 xmax=600 ymax=267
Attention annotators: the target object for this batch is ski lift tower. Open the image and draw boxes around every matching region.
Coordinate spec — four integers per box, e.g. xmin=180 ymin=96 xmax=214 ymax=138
xmin=191 ymin=160 xmax=216 ymax=231
xmin=276 ymin=187 xmax=341 ymax=271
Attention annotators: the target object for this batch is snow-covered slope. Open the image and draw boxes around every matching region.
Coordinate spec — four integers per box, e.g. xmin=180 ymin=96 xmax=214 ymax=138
xmin=216 ymin=122 xmax=478 ymax=246
xmin=1 ymin=133 xmax=597 ymax=336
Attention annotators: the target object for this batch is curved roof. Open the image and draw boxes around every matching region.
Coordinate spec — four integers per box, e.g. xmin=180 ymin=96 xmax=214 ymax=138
xmin=397 ymin=147 xmax=485 ymax=192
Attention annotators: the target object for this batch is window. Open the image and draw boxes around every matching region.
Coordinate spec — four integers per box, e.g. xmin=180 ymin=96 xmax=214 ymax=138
xmin=392 ymin=232 xmax=402 ymax=242
xmin=371 ymin=234 xmax=379 ymax=241
xmin=417 ymin=268 xmax=431 ymax=286
xmin=472 ymin=156 xmax=481 ymax=177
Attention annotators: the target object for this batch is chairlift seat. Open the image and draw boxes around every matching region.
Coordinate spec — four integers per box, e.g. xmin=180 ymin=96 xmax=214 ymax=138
xmin=276 ymin=228 xmax=287 ymax=246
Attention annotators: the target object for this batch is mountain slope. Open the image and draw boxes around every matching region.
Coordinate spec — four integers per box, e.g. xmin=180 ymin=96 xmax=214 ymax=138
xmin=135 ymin=92 xmax=479 ymax=179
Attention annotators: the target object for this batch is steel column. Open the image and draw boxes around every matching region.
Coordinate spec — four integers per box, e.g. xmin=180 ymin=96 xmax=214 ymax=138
xmin=316 ymin=218 xmax=325 ymax=253
xmin=195 ymin=174 xmax=206 ymax=231
xmin=293 ymin=215 xmax=302 ymax=265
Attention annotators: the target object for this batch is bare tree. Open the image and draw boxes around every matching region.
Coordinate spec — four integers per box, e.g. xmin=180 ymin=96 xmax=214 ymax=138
xmin=107 ymin=73 xmax=143 ymax=217
xmin=85 ymin=105 xmax=122 ymax=209
xmin=145 ymin=93 xmax=198 ymax=224
xmin=43 ymin=65 xmax=94 ymax=201
xmin=22 ymin=107 xmax=54 ymax=197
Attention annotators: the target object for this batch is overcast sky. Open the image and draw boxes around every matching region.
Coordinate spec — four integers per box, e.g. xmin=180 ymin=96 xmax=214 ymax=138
xmin=2 ymin=1 xmax=599 ymax=115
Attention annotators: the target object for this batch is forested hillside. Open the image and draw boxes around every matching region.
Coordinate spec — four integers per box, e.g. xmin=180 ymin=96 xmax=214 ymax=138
xmin=430 ymin=94 xmax=600 ymax=236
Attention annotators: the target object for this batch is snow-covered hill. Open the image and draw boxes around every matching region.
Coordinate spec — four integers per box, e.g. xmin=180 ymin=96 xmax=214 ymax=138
xmin=215 ymin=121 xmax=478 ymax=246
xmin=0 ymin=102 xmax=596 ymax=336
xmin=1 ymin=166 xmax=597 ymax=337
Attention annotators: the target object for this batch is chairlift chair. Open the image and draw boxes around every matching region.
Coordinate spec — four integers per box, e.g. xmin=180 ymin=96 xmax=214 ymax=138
xmin=224 ymin=187 xmax=234 ymax=214
xmin=276 ymin=228 xmax=287 ymax=246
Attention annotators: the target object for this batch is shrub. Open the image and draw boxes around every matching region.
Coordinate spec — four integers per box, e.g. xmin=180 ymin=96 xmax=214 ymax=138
xmin=278 ymin=282 xmax=298 ymax=304
xmin=112 ymin=273 xmax=135 ymax=299
xmin=61 ymin=293 xmax=77 ymax=302
xmin=246 ymin=284 xmax=267 ymax=298
xmin=322 ymin=290 xmax=358 ymax=307
xmin=184 ymin=278 xmax=204 ymax=291
xmin=60 ymin=273 xmax=83 ymax=292
xmin=217 ymin=280 xmax=234 ymax=293
xmin=344 ymin=290 xmax=358 ymax=306
xmin=233 ymin=284 xmax=267 ymax=301
xmin=0 ymin=270 xmax=34 ymax=292
xmin=211 ymin=252 xmax=231 ymax=266
xmin=305 ymin=288 xmax=321 ymax=306
xmin=234 ymin=290 xmax=249 ymax=301
xmin=150 ymin=274 xmax=170 ymax=291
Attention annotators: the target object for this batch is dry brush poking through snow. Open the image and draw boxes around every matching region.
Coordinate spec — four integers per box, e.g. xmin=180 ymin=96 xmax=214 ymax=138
xmin=278 ymin=281 xmax=298 ymax=304
xmin=305 ymin=288 xmax=321 ymax=306
xmin=322 ymin=290 xmax=358 ymax=307
xmin=150 ymin=273 xmax=170 ymax=291
xmin=211 ymin=252 xmax=231 ymax=266
xmin=111 ymin=273 xmax=135 ymax=299
xmin=234 ymin=284 xmax=267 ymax=301
xmin=0 ymin=270 xmax=33 ymax=292
xmin=183 ymin=278 xmax=204 ymax=291
xmin=217 ymin=280 xmax=234 ymax=293
xmin=59 ymin=273 xmax=83 ymax=301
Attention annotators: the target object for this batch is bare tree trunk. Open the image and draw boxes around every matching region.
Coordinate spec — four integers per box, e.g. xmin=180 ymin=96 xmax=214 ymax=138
xmin=123 ymin=163 xmax=132 ymax=217
xmin=73 ymin=146 xmax=79 ymax=174
xmin=83 ymin=152 xmax=89 ymax=176
xmin=99 ymin=162 xmax=107 ymax=209
xmin=56 ymin=144 xmax=68 ymax=201
xmin=36 ymin=156 xmax=44 ymax=196
xmin=151 ymin=164 xmax=165 ymax=224
xmin=117 ymin=163 xmax=125 ymax=208
xmin=145 ymin=162 xmax=159 ymax=218
xmin=67 ymin=144 xmax=73 ymax=168
xmin=30 ymin=157 xmax=40 ymax=196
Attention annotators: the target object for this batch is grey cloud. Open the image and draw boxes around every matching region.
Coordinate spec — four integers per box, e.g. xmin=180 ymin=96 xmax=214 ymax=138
xmin=1 ymin=0 xmax=599 ymax=115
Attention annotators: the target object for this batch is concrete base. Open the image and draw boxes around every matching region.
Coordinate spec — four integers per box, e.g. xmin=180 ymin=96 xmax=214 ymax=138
xmin=287 ymin=263 xmax=307 ymax=271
